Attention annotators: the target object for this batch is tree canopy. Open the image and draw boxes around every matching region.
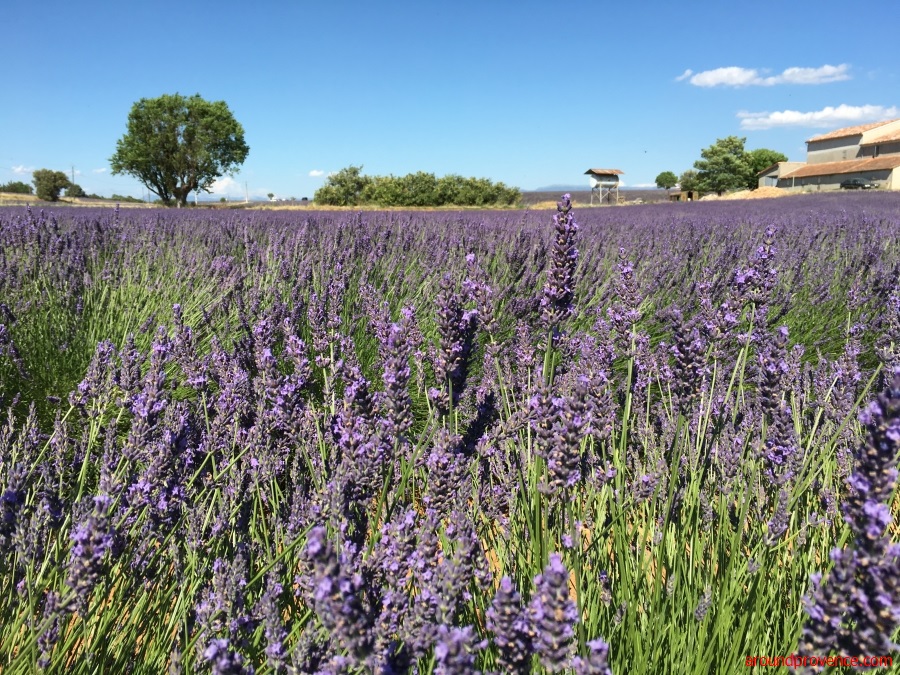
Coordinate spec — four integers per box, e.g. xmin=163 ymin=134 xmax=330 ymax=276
xmin=693 ymin=136 xmax=752 ymax=195
xmin=313 ymin=166 xmax=371 ymax=206
xmin=745 ymin=148 xmax=789 ymax=190
xmin=32 ymin=169 xmax=70 ymax=201
xmin=65 ymin=183 xmax=86 ymax=198
xmin=678 ymin=170 xmax=700 ymax=195
xmin=693 ymin=137 xmax=789 ymax=194
xmin=314 ymin=166 xmax=520 ymax=207
xmin=109 ymin=93 xmax=249 ymax=207
xmin=655 ymin=171 xmax=678 ymax=191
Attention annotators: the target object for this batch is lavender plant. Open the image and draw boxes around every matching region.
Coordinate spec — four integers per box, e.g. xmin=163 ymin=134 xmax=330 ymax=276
xmin=0 ymin=192 xmax=898 ymax=673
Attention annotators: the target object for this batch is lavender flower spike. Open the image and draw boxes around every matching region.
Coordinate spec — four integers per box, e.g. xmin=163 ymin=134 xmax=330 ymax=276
xmin=486 ymin=576 xmax=533 ymax=673
xmin=541 ymin=193 xmax=579 ymax=330
xmin=797 ymin=372 xmax=900 ymax=667
xmin=529 ymin=553 xmax=579 ymax=673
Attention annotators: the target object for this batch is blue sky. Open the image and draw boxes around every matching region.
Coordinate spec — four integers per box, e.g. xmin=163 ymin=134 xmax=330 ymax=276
xmin=2 ymin=0 xmax=897 ymax=199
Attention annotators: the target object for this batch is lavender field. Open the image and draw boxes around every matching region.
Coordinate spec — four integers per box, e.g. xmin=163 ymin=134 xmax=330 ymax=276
xmin=1 ymin=192 xmax=899 ymax=674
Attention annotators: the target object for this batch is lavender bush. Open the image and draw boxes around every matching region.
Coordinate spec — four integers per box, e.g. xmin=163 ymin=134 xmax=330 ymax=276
xmin=0 ymin=191 xmax=899 ymax=673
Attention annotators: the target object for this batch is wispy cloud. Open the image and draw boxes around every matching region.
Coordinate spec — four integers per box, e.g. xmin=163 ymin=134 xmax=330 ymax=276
xmin=680 ymin=64 xmax=850 ymax=87
xmin=11 ymin=165 xmax=34 ymax=175
xmin=308 ymin=169 xmax=325 ymax=177
xmin=737 ymin=104 xmax=899 ymax=130
xmin=92 ymin=168 xmax=107 ymax=174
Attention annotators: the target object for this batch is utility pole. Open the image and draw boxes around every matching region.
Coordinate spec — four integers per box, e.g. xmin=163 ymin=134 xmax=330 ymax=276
xmin=245 ymin=182 xmax=249 ymax=203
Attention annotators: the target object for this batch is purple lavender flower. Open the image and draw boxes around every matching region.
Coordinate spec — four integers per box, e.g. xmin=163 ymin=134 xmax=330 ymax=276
xmin=424 ymin=428 xmax=468 ymax=519
xmin=541 ymin=194 xmax=579 ymax=330
xmin=194 ymin=553 xmax=255 ymax=646
xmin=571 ymin=638 xmax=613 ymax=675
xmin=302 ymin=526 xmax=375 ymax=665
xmin=259 ymin=569 xmax=289 ymax=673
xmin=797 ymin=373 xmax=900 ymax=666
xmin=666 ymin=307 xmax=708 ymax=413
xmin=694 ymin=587 xmax=713 ymax=622
xmin=66 ymin=494 xmax=119 ymax=615
xmin=381 ymin=307 xmax=415 ymax=443
xmin=433 ymin=624 xmax=485 ymax=675
xmin=0 ymin=462 xmax=26 ymax=553
xmin=37 ymin=591 xmax=62 ymax=670
xmin=433 ymin=273 xmax=479 ymax=414
xmin=486 ymin=576 xmax=533 ymax=673
xmin=529 ymin=554 xmax=579 ymax=673
xmin=202 ymin=637 xmax=253 ymax=675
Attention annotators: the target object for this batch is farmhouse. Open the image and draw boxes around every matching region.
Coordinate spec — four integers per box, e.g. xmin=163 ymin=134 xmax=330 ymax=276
xmin=763 ymin=118 xmax=900 ymax=191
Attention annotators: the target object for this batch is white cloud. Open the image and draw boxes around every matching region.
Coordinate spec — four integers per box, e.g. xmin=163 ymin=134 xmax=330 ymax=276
xmin=682 ymin=64 xmax=850 ymax=87
xmin=690 ymin=66 xmax=762 ymax=87
xmin=308 ymin=169 xmax=325 ymax=177
xmin=775 ymin=64 xmax=850 ymax=85
xmin=737 ymin=104 xmax=899 ymax=130
xmin=208 ymin=176 xmax=246 ymax=198
xmin=12 ymin=165 xmax=34 ymax=175
xmin=92 ymin=168 xmax=107 ymax=174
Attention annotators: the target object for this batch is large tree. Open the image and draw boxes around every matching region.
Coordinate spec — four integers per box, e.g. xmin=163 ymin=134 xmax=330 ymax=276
xmin=32 ymin=169 xmax=71 ymax=201
xmin=694 ymin=136 xmax=752 ymax=196
xmin=655 ymin=171 xmax=678 ymax=191
xmin=745 ymin=148 xmax=789 ymax=190
xmin=110 ymin=93 xmax=249 ymax=207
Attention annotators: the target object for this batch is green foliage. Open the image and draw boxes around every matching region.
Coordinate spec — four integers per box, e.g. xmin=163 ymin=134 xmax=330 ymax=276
xmin=678 ymin=170 xmax=700 ymax=195
xmin=109 ymin=93 xmax=249 ymax=207
xmin=692 ymin=138 xmax=789 ymax=194
xmin=654 ymin=171 xmax=678 ymax=191
xmin=65 ymin=183 xmax=86 ymax=198
xmin=694 ymin=136 xmax=751 ymax=195
xmin=315 ymin=166 xmax=520 ymax=207
xmin=0 ymin=180 xmax=33 ymax=194
xmin=313 ymin=165 xmax=372 ymax=206
xmin=32 ymin=169 xmax=70 ymax=201
xmin=745 ymin=148 xmax=789 ymax=190
xmin=110 ymin=193 xmax=144 ymax=203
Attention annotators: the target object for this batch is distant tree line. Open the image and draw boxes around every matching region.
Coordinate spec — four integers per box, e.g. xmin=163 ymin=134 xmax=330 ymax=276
xmin=314 ymin=166 xmax=521 ymax=207
xmin=657 ymin=136 xmax=788 ymax=197
xmin=0 ymin=173 xmax=127 ymax=202
xmin=0 ymin=180 xmax=34 ymax=195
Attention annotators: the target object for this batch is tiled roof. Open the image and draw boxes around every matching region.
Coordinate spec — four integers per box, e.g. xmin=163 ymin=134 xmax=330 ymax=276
xmin=860 ymin=128 xmax=900 ymax=146
xmin=780 ymin=156 xmax=900 ymax=179
xmin=807 ymin=119 xmax=899 ymax=143
xmin=584 ymin=168 xmax=624 ymax=175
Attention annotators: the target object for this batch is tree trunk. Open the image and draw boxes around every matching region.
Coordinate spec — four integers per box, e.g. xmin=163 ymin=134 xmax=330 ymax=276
xmin=173 ymin=185 xmax=190 ymax=208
